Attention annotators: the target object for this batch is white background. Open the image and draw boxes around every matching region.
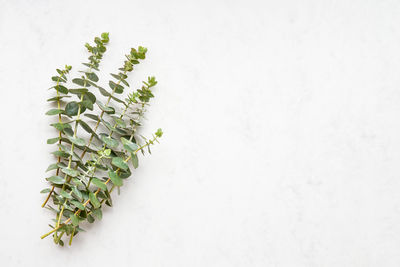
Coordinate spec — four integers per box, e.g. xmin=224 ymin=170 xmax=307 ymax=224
xmin=1 ymin=0 xmax=400 ymax=266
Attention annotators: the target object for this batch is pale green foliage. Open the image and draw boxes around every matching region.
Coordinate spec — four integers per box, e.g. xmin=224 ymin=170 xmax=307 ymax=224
xmin=41 ymin=33 xmax=163 ymax=246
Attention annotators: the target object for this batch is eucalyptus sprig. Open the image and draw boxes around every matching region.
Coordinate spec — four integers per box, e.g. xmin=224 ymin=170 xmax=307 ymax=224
xmin=41 ymin=33 xmax=163 ymax=246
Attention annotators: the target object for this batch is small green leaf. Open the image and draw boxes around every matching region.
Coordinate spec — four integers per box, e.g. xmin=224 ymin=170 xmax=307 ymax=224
xmin=54 ymin=85 xmax=68 ymax=94
xmin=86 ymin=72 xmax=99 ymax=82
xmin=111 ymin=157 xmax=128 ymax=171
xmin=46 ymin=163 xmax=59 ymax=172
xmin=91 ymin=178 xmax=107 ymax=191
xmin=84 ymin=114 xmax=99 ymax=121
xmin=78 ymin=120 xmax=95 ymax=134
xmin=70 ymin=214 xmax=79 ymax=226
xmin=51 ymin=122 xmax=72 ymax=132
xmin=72 ymin=186 xmax=82 ymax=200
xmin=51 ymin=151 xmax=70 ymax=158
xmin=47 ymin=137 xmax=60 ymax=144
xmin=97 ymin=102 xmax=115 ymax=114
xmin=47 ymin=95 xmax=71 ymax=102
xmin=131 ymin=153 xmax=139 ymax=169
xmin=89 ymin=192 xmax=100 ymax=208
xmin=108 ymin=171 xmax=123 ymax=186
xmin=61 ymin=167 xmax=80 ymax=177
xmin=87 ymin=214 xmax=95 ymax=223
xmin=65 ymin=101 xmax=79 ymax=116
xmin=81 ymin=100 xmax=93 ymax=110
xmin=60 ymin=190 xmax=72 ymax=199
xmin=98 ymin=86 xmax=112 ymax=97
xmin=72 ymin=78 xmax=90 ymax=87
xmin=66 ymin=135 xmax=86 ymax=146
xmin=84 ymin=92 xmax=96 ymax=104
xmin=71 ymin=200 xmax=85 ymax=210
xmin=46 ymin=109 xmax=63 ymax=115
xmin=47 ymin=176 xmax=65 ymax=184
xmin=92 ymin=209 xmax=102 ymax=220
xmin=101 ymin=135 xmax=119 ymax=148
xmin=40 ymin=188 xmax=51 ymax=193
xmin=121 ymin=137 xmax=139 ymax=153
xmin=108 ymin=81 xmax=124 ymax=94
xmin=69 ymin=88 xmax=88 ymax=94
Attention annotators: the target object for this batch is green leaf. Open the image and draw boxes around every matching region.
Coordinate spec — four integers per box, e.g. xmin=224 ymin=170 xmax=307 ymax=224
xmin=47 ymin=175 xmax=65 ymax=184
xmin=91 ymin=178 xmax=107 ymax=191
xmin=61 ymin=167 xmax=79 ymax=177
xmin=81 ymin=100 xmax=93 ymax=110
xmin=97 ymin=102 xmax=115 ymax=114
xmin=121 ymin=137 xmax=138 ymax=153
xmin=70 ymin=214 xmax=79 ymax=226
xmin=89 ymin=192 xmax=100 ymax=208
xmin=87 ymin=214 xmax=95 ymax=223
xmin=84 ymin=114 xmax=99 ymax=121
xmin=52 ymin=151 xmax=70 ymax=158
xmin=45 ymin=163 xmax=59 ymax=172
xmin=110 ymin=73 xmax=121 ymax=81
xmin=78 ymin=120 xmax=95 ymax=134
xmin=40 ymin=188 xmax=51 ymax=193
xmin=45 ymin=109 xmax=63 ymax=115
xmin=86 ymin=72 xmax=99 ymax=82
xmin=65 ymin=101 xmax=79 ymax=116
xmin=111 ymin=157 xmax=128 ymax=171
xmin=101 ymin=135 xmax=119 ymax=148
xmin=47 ymin=95 xmax=71 ymax=102
xmin=92 ymin=209 xmax=102 ymax=220
xmin=69 ymin=88 xmax=88 ymax=94
xmin=98 ymin=86 xmax=112 ymax=97
xmin=47 ymin=137 xmax=60 ymax=144
xmin=131 ymin=153 xmax=139 ymax=169
xmin=66 ymin=135 xmax=86 ymax=146
xmin=51 ymin=122 xmax=72 ymax=132
xmin=72 ymin=186 xmax=82 ymax=200
xmin=72 ymin=78 xmax=90 ymax=87
xmin=84 ymin=92 xmax=96 ymax=104
xmin=113 ymin=117 xmax=126 ymax=128
xmin=71 ymin=200 xmax=85 ymax=210
xmin=108 ymin=81 xmax=124 ymax=94
xmin=52 ymin=85 xmax=68 ymax=94
xmin=60 ymin=190 xmax=72 ymax=199
xmin=108 ymin=171 xmax=123 ymax=186
xmin=101 ymin=32 xmax=109 ymax=42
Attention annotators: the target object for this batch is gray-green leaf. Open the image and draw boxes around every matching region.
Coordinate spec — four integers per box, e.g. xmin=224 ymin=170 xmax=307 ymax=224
xmin=131 ymin=153 xmax=139 ymax=169
xmin=70 ymin=214 xmax=79 ymax=226
xmin=47 ymin=176 xmax=65 ymax=184
xmin=67 ymin=135 xmax=86 ymax=146
xmin=101 ymin=135 xmax=119 ymax=148
xmin=92 ymin=209 xmax=102 ymax=220
xmin=45 ymin=109 xmax=63 ymax=115
xmin=65 ymin=101 xmax=79 ymax=116
xmin=72 ymin=78 xmax=90 ymax=87
xmin=121 ymin=137 xmax=139 ymax=153
xmin=108 ymin=170 xmax=123 ymax=186
xmin=111 ymin=157 xmax=128 ymax=171
xmin=71 ymin=200 xmax=85 ymax=210
xmin=86 ymin=72 xmax=99 ymax=82
xmin=89 ymin=192 xmax=100 ymax=208
xmin=61 ymin=167 xmax=80 ymax=177
xmin=91 ymin=178 xmax=107 ymax=191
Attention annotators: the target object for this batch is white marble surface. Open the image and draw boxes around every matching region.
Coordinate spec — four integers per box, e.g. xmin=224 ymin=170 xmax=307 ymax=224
xmin=1 ymin=0 xmax=400 ymax=266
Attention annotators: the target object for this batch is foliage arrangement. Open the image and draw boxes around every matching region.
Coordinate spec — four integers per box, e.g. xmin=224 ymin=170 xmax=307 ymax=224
xmin=40 ymin=33 xmax=163 ymax=246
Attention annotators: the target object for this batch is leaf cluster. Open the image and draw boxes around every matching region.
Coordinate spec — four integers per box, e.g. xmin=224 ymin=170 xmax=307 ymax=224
xmin=41 ymin=33 xmax=163 ymax=246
